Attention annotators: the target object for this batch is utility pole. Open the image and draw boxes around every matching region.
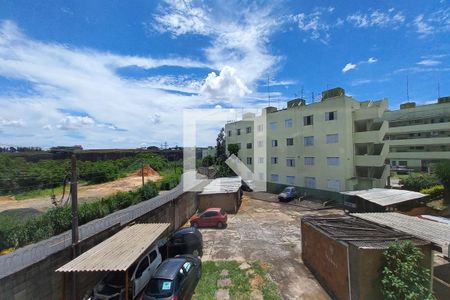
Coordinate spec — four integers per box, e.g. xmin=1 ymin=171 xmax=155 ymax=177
xmin=70 ymin=153 xmax=79 ymax=300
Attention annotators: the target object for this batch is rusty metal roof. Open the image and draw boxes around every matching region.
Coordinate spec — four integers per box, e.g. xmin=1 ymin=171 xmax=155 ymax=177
xmin=56 ymin=223 xmax=170 ymax=272
xmin=341 ymin=188 xmax=427 ymax=206
xmin=200 ymin=177 xmax=241 ymax=195
xmin=352 ymin=212 xmax=450 ymax=257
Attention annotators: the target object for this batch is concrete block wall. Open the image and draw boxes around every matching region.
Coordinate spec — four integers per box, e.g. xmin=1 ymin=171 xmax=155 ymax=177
xmin=0 ymin=189 xmax=198 ymax=300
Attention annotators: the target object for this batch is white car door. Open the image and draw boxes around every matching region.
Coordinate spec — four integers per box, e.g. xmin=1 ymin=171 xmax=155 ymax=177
xmin=132 ymin=248 xmax=162 ymax=297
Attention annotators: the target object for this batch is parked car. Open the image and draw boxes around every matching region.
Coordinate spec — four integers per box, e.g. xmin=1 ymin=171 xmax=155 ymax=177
xmin=90 ymin=246 xmax=162 ymax=300
xmin=190 ymin=208 xmax=227 ymax=229
xmin=278 ymin=186 xmax=299 ymax=202
xmin=140 ymin=255 xmax=202 ymax=300
xmin=162 ymin=227 xmax=203 ymax=258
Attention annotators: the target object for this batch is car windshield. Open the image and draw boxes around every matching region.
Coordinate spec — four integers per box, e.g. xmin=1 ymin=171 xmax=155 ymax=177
xmin=283 ymin=187 xmax=294 ymax=193
xmin=145 ymin=278 xmax=174 ymax=297
xmin=103 ymin=263 xmax=137 ymax=287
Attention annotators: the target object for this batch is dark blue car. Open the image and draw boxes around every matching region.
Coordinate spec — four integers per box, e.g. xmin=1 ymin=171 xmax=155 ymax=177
xmin=278 ymin=186 xmax=299 ymax=202
xmin=141 ymin=255 xmax=202 ymax=300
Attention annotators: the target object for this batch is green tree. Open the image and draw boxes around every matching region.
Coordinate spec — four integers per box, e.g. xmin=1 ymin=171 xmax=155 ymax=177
xmin=215 ymin=127 xmax=226 ymax=163
xmin=399 ymin=173 xmax=440 ymax=191
xmin=202 ymin=155 xmax=214 ymax=167
xmin=435 ymin=160 xmax=450 ymax=204
xmin=227 ymin=144 xmax=239 ymax=157
xmin=380 ymin=241 xmax=435 ymax=300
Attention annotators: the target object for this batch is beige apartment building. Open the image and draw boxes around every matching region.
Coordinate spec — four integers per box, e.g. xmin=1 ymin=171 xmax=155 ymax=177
xmin=384 ymin=97 xmax=450 ymax=171
xmin=225 ymin=88 xmax=390 ymax=192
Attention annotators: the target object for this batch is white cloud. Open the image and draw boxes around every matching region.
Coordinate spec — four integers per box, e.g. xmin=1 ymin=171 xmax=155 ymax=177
xmin=368 ymin=57 xmax=378 ymax=63
xmin=0 ymin=118 xmax=26 ymax=127
xmin=56 ymin=116 xmax=95 ymax=130
xmin=342 ymin=63 xmax=357 ymax=73
xmin=347 ymin=9 xmax=405 ymax=28
xmin=200 ymin=66 xmax=251 ymax=100
xmin=417 ymin=59 xmax=441 ymax=66
xmin=414 ymin=8 xmax=450 ymax=37
xmin=414 ymin=15 xmax=434 ymax=36
xmin=290 ymin=8 xmax=334 ymax=43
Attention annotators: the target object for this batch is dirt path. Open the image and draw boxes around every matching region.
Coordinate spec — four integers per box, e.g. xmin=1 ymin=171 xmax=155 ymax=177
xmin=200 ymin=193 xmax=344 ymax=299
xmin=0 ymin=173 xmax=161 ymax=216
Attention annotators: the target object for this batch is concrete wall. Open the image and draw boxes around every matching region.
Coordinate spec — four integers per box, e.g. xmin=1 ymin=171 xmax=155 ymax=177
xmin=198 ymin=190 xmax=241 ymax=214
xmin=301 ymin=221 xmax=349 ymax=300
xmin=0 ymin=188 xmax=198 ymax=300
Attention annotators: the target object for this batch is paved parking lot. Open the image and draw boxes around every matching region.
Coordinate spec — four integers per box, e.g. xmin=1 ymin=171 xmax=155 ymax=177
xmin=200 ymin=192 xmax=344 ymax=299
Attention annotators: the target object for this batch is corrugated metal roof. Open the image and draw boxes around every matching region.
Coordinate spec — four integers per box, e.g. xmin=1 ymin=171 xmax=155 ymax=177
xmin=56 ymin=223 xmax=170 ymax=272
xmin=352 ymin=212 xmax=450 ymax=257
xmin=341 ymin=188 xmax=426 ymax=206
xmin=200 ymin=177 xmax=241 ymax=195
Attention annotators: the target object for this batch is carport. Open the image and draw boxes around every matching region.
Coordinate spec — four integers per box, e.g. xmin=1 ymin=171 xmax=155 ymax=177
xmin=56 ymin=223 xmax=170 ymax=300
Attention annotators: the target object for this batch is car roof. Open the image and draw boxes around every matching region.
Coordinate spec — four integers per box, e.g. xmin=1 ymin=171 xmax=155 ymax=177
xmin=205 ymin=208 xmax=222 ymax=212
xmin=173 ymin=227 xmax=197 ymax=236
xmin=153 ymin=258 xmax=186 ymax=280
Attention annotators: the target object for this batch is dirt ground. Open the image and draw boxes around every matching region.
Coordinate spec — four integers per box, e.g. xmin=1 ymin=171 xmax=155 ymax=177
xmin=0 ymin=172 xmax=161 ymax=216
xmin=199 ymin=192 xmax=344 ymax=300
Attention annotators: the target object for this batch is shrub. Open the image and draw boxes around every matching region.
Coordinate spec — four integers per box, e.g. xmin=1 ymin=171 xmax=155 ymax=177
xmin=399 ymin=173 xmax=440 ymax=191
xmin=420 ymin=185 xmax=444 ymax=200
xmin=380 ymin=241 xmax=435 ymax=300
xmin=138 ymin=182 xmax=159 ymax=200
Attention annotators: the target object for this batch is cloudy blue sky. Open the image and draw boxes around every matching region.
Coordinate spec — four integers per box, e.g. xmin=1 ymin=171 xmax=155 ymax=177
xmin=0 ymin=0 xmax=449 ymax=148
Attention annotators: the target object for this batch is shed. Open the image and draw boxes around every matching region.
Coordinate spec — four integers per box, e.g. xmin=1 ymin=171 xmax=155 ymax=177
xmin=198 ymin=177 xmax=242 ymax=213
xmin=341 ymin=188 xmax=428 ymax=212
xmin=56 ymin=223 xmax=170 ymax=300
xmin=302 ymin=215 xmax=431 ymax=300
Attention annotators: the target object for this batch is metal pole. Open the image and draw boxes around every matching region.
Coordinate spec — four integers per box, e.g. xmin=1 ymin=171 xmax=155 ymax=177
xmin=125 ymin=270 xmax=129 ymax=300
xmin=71 ymin=153 xmax=79 ymax=300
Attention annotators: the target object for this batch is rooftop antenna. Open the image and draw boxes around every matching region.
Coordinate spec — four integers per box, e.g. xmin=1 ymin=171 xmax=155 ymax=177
xmin=406 ymin=75 xmax=410 ymax=102
xmin=437 ymin=80 xmax=441 ymax=99
xmin=312 ymin=92 xmax=315 ymax=103
xmin=267 ymin=76 xmax=271 ymax=107
xmin=301 ymin=86 xmax=304 ymax=99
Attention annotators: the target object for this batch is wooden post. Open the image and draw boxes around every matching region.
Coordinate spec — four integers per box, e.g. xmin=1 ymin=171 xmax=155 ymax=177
xmin=125 ymin=270 xmax=129 ymax=300
xmin=141 ymin=162 xmax=145 ymax=188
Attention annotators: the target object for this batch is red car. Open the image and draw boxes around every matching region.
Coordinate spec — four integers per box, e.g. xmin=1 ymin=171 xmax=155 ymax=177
xmin=190 ymin=208 xmax=227 ymax=229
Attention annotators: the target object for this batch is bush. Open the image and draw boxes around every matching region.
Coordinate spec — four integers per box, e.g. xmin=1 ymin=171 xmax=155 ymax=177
xmin=420 ymin=185 xmax=444 ymax=200
xmin=381 ymin=241 xmax=435 ymax=300
xmin=399 ymin=173 xmax=440 ymax=191
xmin=159 ymin=168 xmax=182 ymax=190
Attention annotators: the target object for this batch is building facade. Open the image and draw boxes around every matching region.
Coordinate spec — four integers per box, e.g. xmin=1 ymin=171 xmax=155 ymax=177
xmin=225 ymin=88 xmax=390 ymax=192
xmin=384 ymin=97 xmax=450 ymax=171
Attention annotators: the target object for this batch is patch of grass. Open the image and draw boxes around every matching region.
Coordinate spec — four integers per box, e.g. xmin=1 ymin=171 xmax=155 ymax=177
xmin=250 ymin=261 xmax=282 ymax=300
xmin=193 ymin=260 xmax=251 ymax=299
xmin=14 ymin=185 xmax=65 ymax=200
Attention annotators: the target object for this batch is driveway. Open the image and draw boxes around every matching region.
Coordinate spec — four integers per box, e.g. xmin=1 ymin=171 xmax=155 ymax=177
xmin=200 ymin=192 xmax=344 ymax=299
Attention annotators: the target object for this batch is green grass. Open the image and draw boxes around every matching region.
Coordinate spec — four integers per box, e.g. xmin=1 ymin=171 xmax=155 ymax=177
xmin=193 ymin=260 xmax=281 ymax=300
xmin=14 ymin=185 xmax=65 ymax=200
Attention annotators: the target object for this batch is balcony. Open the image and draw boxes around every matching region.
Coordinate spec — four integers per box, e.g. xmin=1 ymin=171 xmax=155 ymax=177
xmin=388 ymin=151 xmax=450 ymax=160
xmin=353 ymin=107 xmax=383 ymax=121
xmin=353 ymin=121 xmax=388 ymax=143
xmin=387 ymin=122 xmax=450 ymax=134
xmin=386 ymin=136 xmax=450 ymax=146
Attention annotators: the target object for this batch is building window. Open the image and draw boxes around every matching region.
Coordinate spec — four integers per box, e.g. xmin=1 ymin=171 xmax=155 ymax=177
xmin=258 ymin=157 xmax=264 ymax=164
xmin=228 ymin=130 xmax=231 ymax=137
xmin=287 ymin=176 xmax=295 ymax=185
xmin=287 ymin=159 xmax=295 ymax=167
xmin=236 ymin=128 xmax=241 ymax=135
xmin=286 ymin=138 xmax=294 ymax=146
xmin=246 ymin=127 xmax=252 ymax=134
xmin=327 ymin=179 xmax=340 ymax=191
xmin=271 ymin=157 xmax=278 ymax=164
xmin=270 ymin=122 xmax=277 ymax=130
xmin=326 ymin=134 xmax=339 ymax=144
xmin=327 ymin=157 xmax=340 ymax=166
xmin=257 ymin=140 xmax=264 ymax=147
xmin=246 ymin=143 xmax=252 ymax=149
xmin=304 ymin=115 xmax=313 ymax=126
xmin=304 ymin=136 xmax=314 ymax=146
xmin=399 ymin=161 xmax=407 ymax=166
xmin=325 ymin=111 xmax=337 ymax=121
xmin=285 ymin=119 xmax=293 ymax=128
xmin=305 ymin=177 xmax=316 ymax=188
xmin=271 ymin=174 xmax=279 ymax=182
xmin=272 ymin=140 xmax=278 ymax=147
xmin=257 ymin=124 xmax=264 ymax=132
xmin=247 ymin=157 xmax=252 ymax=165
xmin=304 ymin=157 xmax=315 ymax=165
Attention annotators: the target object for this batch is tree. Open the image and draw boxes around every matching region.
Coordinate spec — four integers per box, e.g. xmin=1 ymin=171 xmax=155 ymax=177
xmin=227 ymin=144 xmax=239 ymax=157
xmin=215 ymin=127 xmax=226 ymax=163
xmin=399 ymin=173 xmax=440 ymax=191
xmin=435 ymin=160 xmax=450 ymax=204
xmin=201 ymin=155 xmax=214 ymax=167
xmin=381 ymin=241 xmax=435 ymax=300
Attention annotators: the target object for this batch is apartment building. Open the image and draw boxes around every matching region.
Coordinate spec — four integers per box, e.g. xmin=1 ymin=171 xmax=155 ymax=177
xmin=225 ymin=113 xmax=255 ymax=172
xmin=225 ymin=88 xmax=390 ymax=192
xmin=384 ymin=97 xmax=450 ymax=171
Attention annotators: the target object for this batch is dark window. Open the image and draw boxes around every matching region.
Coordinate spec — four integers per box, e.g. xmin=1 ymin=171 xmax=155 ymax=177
xmin=272 ymin=140 xmax=278 ymax=147
xmin=246 ymin=143 xmax=252 ymax=149
xmin=247 ymin=157 xmax=252 ymax=165
xmin=149 ymin=250 xmax=157 ymax=262
xmin=236 ymin=129 xmax=241 ymax=135
xmin=228 ymin=130 xmax=231 ymax=137
xmin=136 ymin=256 xmax=149 ymax=278
xmin=304 ymin=115 xmax=313 ymax=125
xmin=203 ymin=211 xmax=217 ymax=217
xmin=246 ymin=127 xmax=251 ymax=133
xmin=286 ymin=138 xmax=294 ymax=146
xmin=325 ymin=111 xmax=337 ymax=121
